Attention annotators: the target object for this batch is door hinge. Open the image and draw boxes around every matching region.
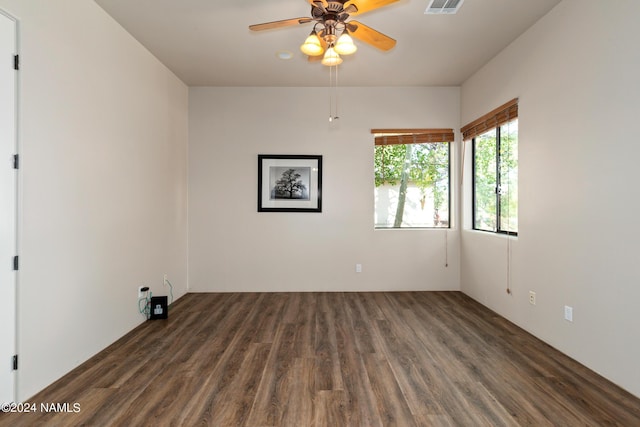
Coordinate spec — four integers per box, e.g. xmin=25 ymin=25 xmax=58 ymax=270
xmin=12 ymin=355 xmax=18 ymax=370
xmin=13 ymin=255 xmax=19 ymax=271
xmin=14 ymin=55 xmax=19 ymax=70
xmin=13 ymin=154 xmax=19 ymax=169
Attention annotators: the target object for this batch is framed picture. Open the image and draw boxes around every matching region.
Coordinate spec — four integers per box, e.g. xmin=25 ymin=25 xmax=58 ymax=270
xmin=258 ymin=154 xmax=322 ymax=212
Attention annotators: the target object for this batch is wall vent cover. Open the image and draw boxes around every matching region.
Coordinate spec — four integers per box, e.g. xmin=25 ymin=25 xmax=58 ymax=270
xmin=425 ymin=0 xmax=465 ymax=14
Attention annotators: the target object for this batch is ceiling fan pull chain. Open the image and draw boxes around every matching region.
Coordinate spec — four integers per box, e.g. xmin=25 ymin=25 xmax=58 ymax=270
xmin=328 ymin=63 xmax=333 ymax=121
xmin=334 ymin=63 xmax=339 ymax=120
xmin=328 ymin=63 xmax=340 ymax=122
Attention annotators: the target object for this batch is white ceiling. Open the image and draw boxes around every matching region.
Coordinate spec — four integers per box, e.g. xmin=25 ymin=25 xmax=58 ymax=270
xmin=94 ymin=0 xmax=561 ymax=87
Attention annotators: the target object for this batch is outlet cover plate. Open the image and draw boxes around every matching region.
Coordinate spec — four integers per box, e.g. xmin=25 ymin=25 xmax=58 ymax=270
xmin=564 ymin=305 xmax=573 ymax=322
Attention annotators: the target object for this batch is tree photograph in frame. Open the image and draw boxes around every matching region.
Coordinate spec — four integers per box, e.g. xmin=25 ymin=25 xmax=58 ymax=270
xmin=258 ymin=155 xmax=322 ymax=212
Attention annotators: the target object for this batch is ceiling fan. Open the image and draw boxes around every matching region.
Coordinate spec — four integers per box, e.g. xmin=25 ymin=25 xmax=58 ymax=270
xmin=249 ymin=0 xmax=399 ymax=66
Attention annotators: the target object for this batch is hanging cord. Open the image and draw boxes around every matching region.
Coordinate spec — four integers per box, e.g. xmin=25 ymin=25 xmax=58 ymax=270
xmin=505 ymin=119 xmax=513 ymax=295
xmin=328 ymin=63 xmax=339 ymax=122
xmin=505 ymin=194 xmax=512 ymax=295
xmin=506 ymin=234 xmax=512 ymax=294
xmin=460 ymin=138 xmax=467 ymax=187
xmin=436 ymin=132 xmax=448 ymax=268
xmin=165 ymin=279 xmax=175 ymax=305
xmin=334 ymin=63 xmax=339 ymax=120
xmin=138 ymin=289 xmax=152 ymax=319
xmin=444 ymin=229 xmax=449 ymax=268
xmin=328 ymin=63 xmax=333 ymax=121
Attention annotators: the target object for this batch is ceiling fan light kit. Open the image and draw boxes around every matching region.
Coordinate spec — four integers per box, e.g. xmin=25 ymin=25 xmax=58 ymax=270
xmin=250 ymin=0 xmax=398 ymax=67
xmin=249 ymin=0 xmax=399 ymax=122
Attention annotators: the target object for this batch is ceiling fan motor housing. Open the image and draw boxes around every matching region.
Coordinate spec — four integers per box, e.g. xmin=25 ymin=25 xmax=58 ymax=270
xmin=326 ymin=1 xmax=347 ymax=13
xmin=312 ymin=1 xmax=355 ymax=19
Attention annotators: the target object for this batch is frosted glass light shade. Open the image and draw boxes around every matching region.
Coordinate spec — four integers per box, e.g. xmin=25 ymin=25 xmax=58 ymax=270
xmin=300 ymin=33 xmax=324 ymax=56
xmin=334 ymin=32 xmax=357 ymax=55
xmin=321 ymin=47 xmax=343 ymax=66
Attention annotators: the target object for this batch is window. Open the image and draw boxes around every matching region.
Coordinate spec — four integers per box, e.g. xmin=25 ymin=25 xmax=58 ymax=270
xmin=373 ymin=129 xmax=452 ymax=229
xmin=462 ymin=99 xmax=518 ymax=234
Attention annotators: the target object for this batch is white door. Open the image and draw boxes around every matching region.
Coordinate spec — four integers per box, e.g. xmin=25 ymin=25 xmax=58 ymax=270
xmin=0 ymin=9 xmax=17 ymax=404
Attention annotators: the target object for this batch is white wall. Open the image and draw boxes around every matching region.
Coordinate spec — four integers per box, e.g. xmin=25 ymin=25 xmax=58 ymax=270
xmin=0 ymin=0 xmax=189 ymax=400
xmin=10 ymin=0 xmax=636 ymax=404
xmin=189 ymin=87 xmax=460 ymax=292
xmin=460 ymin=0 xmax=640 ymax=397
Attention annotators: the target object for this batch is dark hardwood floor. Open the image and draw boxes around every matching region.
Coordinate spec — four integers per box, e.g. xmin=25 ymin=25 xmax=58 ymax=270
xmin=2 ymin=292 xmax=639 ymax=426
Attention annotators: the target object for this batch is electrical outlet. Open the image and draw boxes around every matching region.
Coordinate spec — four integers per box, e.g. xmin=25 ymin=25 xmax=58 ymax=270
xmin=529 ymin=291 xmax=536 ymax=305
xmin=564 ymin=305 xmax=573 ymax=322
xmin=163 ymin=274 xmax=168 ymax=286
xmin=355 ymin=263 xmax=362 ymax=273
xmin=138 ymin=286 xmax=146 ymax=298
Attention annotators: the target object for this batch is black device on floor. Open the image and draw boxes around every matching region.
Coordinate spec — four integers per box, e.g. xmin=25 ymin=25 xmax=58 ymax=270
xmin=149 ymin=296 xmax=168 ymax=320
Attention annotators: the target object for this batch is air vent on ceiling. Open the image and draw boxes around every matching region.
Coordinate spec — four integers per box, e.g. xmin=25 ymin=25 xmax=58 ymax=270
xmin=425 ymin=0 xmax=465 ymax=14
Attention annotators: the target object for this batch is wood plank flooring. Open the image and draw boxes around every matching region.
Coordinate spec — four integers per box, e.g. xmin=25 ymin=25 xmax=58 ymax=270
xmin=1 ymin=292 xmax=639 ymax=426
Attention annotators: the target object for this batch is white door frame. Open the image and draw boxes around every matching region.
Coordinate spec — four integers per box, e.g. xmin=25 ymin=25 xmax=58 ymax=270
xmin=0 ymin=8 xmax=18 ymax=405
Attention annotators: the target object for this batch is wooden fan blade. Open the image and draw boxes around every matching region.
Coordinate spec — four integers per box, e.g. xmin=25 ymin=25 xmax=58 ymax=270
xmin=344 ymin=0 xmax=400 ymax=16
xmin=347 ymin=20 xmax=396 ymax=51
xmin=307 ymin=0 xmax=328 ymax=8
xmin=249 ymin=17 xmax=312 ymax=31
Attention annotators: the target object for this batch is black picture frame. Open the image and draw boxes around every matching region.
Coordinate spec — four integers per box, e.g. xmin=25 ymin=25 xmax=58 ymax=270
xmin=258 ymin=154 xmax=322 ymax=212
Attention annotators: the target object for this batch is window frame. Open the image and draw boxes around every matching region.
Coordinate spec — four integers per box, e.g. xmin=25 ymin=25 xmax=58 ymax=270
xmin=462 ymin=99 xmax=518 ymax=236
xmin=372 ymin=129 xmax=453 ymax=230
xmin=471 ymin=120 xmax=518 ymax=236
